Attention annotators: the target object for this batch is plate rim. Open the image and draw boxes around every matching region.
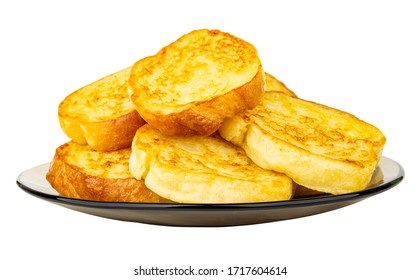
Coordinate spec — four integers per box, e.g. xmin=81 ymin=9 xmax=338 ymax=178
xmin=16 ymin=156 xmax=405 ymax=211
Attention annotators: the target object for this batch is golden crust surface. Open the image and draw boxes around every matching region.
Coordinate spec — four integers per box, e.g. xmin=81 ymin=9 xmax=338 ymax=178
xmin=265 ymin=73 xmax=297 ymax=97
xmin=219 ymin=91 xmax=386 ymax=194
xmin=129 ymin=124 xmax=294 ymax=203
xmin=46 ymin=142 xmax=162 ymax=202
xmin=59 ymin=67 xmax=146 ymax=151
xmin=128 ymin=29 xmax=264 ymax=136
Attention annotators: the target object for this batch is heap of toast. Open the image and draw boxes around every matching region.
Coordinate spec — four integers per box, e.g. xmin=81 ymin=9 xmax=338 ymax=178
xmin=46 ymin=29 xmax=386 ymax=203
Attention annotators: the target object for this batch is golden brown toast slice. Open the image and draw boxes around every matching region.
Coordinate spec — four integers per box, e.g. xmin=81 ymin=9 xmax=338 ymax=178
xmin=128 ymin=29 xmax=264 ymax=137
xmin=219 ymin=91 xmax=386 ymax=195
xmin=129 ymin=124 xmax=294 ymax=203
xmin=59 ymin=67 xmax=145 ymax=152
xmin=265 ymin=72 xmax=297 ymax=97
xmin=46 ymin=141 xmax=163 ymax=202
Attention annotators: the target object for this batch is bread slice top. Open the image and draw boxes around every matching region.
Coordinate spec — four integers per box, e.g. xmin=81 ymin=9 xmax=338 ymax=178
xmin=46 ymin=141 xmax=162 ymax=202
xmin=60 ymin=67 xmax=134 ymax=122
xmin=219 ymin=91 xmax=386 ymax=194
xmin=52 ymin=142 xmax=133 ymax=179
xmin=129 ymin=124 xmax=293 ymax=203
xmin=58 ymin=67 xmax=145 ymax=151
xmin=265 ymin=72 xmax=297 ymax=97
xmin=128 ymin=29 xmax=264 ymax=136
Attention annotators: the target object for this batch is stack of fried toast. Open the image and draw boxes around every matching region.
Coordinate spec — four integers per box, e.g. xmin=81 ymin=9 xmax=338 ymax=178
xmin=46 ymin=29 xmax=386 ymax=203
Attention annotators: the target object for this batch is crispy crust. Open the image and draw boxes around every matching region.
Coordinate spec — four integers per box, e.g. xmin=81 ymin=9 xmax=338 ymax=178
xmin=129 ymin=124 xmax=294 ymax=203
xmin=128 ymin=29 xmax=264 ymax=136
xmin=59 ymin=110 xmax=146 ymax=152
xmin=132 ymin=66 xmax=264 ymax=136
xmin=58 ymin=67 xmax=145 ymax=151
xmin=219 ymin=91 xmax=386 ymax=195
xmin=46 ymin=142 xmax=163 ymax=202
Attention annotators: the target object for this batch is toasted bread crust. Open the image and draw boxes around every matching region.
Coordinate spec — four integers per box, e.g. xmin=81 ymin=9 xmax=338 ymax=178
xmin=59 ymin=110 xmax=145 ymax=152
xmin=128 ymin=29 xmax=264 ymax=136
xmin=132 ymin=67 xmax=264 ymax=136
xmin=59 ymin=67 xmax=145 ymax=151
xmin=46 ymin=142 xmax=162 ymax=202
xmin=129 ymin=124 xmax=294 ymax=203
xmin=219 ymin=91 xmax=386 ymax=194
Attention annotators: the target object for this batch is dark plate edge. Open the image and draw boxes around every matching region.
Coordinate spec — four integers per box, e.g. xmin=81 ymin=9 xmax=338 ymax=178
xmin=16 ymin=157 xmax=405 ymax=211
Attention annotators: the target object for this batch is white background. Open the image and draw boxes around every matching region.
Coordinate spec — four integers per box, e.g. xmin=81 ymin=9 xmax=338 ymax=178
xmin=1 ymin=0 xmax=419 ymax=279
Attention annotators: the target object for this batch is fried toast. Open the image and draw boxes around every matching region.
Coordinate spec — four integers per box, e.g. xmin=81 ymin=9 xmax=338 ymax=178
xmin=128 ymin=29 xmax=264 ymax=137
xmin=265 ymin=72 xmax=297 ymax=97
xmin=219 ymin=91 xmax=386 ymax=194
xmin=59 ymin=67 xmax=145 ymax=152
xmin=129 ymin=124 xmax=294 ymax=203
xmin=46 ymin=141 xmax=163 ymax=202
